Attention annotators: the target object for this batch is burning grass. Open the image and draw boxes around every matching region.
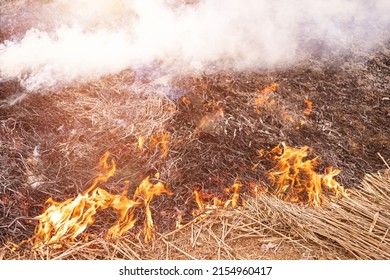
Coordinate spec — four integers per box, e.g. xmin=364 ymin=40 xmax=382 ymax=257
xmin=12 ymin=141 xmax=347 ymax=251
xmin=29 ymin=152 xmax=171 ymax=248
xmin=263 ymin=142 xmax=345 ymax=207
xmin=1 ymin=171 xmax=388 ymax=260
xmin=1 ymin=15 xmax=390 ymax=259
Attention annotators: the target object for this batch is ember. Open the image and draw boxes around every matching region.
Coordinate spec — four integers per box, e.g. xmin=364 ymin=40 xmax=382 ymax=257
xmin=255 ymin=83 xmax=278 ymax=113
xmin=304 ymin=99 xmax=313 ymax=116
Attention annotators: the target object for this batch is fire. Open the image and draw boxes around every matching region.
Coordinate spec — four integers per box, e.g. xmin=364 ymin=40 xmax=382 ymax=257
xmin=197 ymin=106 xmax=224 ymax=132
xmin=133 ymin=177 xmax=172 ymax=242
xmin=180 ymin=96 xmax=191 ymax=105
xmin=32 ymin=153 xmax=171 ymax=247
xmin=255 ymin=96 xmax=276 ymax=113
xmin=265 ymin=142 xmax=345 ymax=207
xmin=282 ymin=112 xmax=295 ymax=123
xmin=137 ymin=136 xmax=145 ymax=151
xmin=260 ymin=83 xmax=279 ymax=94
xmin=304 ymin=99 xmax=313 ymax=115
xmin=255 ymin=83 xmax=279 ymax=114
xmin=296 ymin=119 xmax=306 ymax=130
xmin=249 ymin=182 xmax=268 ymax=196
xmin=192 ymin=181 xmax=243 ymax=217
xmin=150 ymin=133 xmax=171 ymax=159
xmin=30 ymin=143 xmax=345 ymax=247
xmin=223 ymin=181 xmax=243 ymax=208
xmin=193 ymin=190 xmax=207 ymax=212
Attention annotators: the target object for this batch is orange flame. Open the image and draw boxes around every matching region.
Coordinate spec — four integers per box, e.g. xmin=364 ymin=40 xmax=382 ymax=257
xmin=197 ymin=106 xmax=224 ymax=131
xmin=31 ymin=140 xmax=346 ymax=248
xmin=150 ymin=133 xmax=170 ymax=159
xmin=304 ymin=99 xmax=313 ymax=116
xmin=223 ymin=181 xmax=243 ymax=208
xmin=249 ymin=182 xmax=268 ymax=196
xmin=180 ymin=96 xmax=191 ymax=105
xmin=256 ymin=83 xmax=278 ymax=113
xmin=193 ymin=190 xmax=205 ymax=212
xmin=260 ymin=83 xmax=279 ymax=94
xmin=32 ymin=153 xmax=171 ymax=247
xmin=282 ymin=112 xmax=295 ymax=123
xmin=266 ymin=143 xmax=345 ymax=207
xmin=192 ymin=181 xmax=243 ymax=217
xmin=296 ymin=119 xmax=306 ymax=130
xmin=133 ymin=177 xmax=172 ymax=242
xmin=137 ymin=136 xmax=145 ymax=151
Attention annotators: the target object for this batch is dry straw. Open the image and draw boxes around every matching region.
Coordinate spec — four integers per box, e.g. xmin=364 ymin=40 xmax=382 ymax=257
xmin=1 ymin=171 xmax=388 ymax=260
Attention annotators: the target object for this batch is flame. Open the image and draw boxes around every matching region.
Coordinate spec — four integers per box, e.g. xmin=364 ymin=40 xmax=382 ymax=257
xmin=30 ymin=140 xmax=346 ymax=248
xmin=260 ymin=83 xmax=279 ymax=94
xmin=223 ymin=181 xmax=243 ymax=208
xmin=249 ymin=182 xmax=268 ymax=196
xmin=193 ymin=190 xmax=217 ymax=212
xmin=197 ymin=106 xmax=224 ymax=131
xmin=256 ymin=83 xmax=278 ymax=113
xmin=296 ymin=119 xmax=306 ymax=129
xmin=304 ymin=99 xmax=313 ymax=115
xmin=133 ymin=177 xmax=172 ymax=242
xmin=266 ymin=142 xmax=345 ymax=207
xmin=180 ymin=96 xmax=191 ymax=105
xmin=281 ymin=112 xmax=295 ymax=123
xmin=192 ymin=181 xmax=243 ymax=217
xmin=164 ymin=107 xmax=175 ymax=112
xmin=32 ymin=153 xmax=171 ymax=247
xmin=193 ymin=190 xmax=205 ymax=211
xmin=150 ymin=133 xmax=170 ymax=159
xmin=137 ymin=136 xmax=145 ymax=151
xmin=255 ymin=96 xmax=276 ymax=113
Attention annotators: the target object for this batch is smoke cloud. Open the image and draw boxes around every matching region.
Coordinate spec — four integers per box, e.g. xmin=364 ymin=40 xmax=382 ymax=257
xmin=0 ymin=0 xmax=389 ymax=91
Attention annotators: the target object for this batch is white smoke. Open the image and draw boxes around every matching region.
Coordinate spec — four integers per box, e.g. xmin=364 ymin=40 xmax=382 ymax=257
xmin=0 ymin=0 xmax=389 ymax=91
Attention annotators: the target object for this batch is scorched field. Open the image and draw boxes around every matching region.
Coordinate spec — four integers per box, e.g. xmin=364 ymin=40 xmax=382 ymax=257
xmin=0 ymin=0 xmax=389 ymax=260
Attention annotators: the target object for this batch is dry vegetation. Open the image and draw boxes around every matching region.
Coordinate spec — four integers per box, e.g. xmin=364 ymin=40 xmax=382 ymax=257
xmin=1 ymin=172 xmax=389 ymax=260
xmin=1 ymin=1 xmax=390 ymax=260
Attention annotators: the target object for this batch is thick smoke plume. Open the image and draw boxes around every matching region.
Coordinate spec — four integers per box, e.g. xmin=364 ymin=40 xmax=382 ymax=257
xmin=0 ymin=0 xmax=389 ymax=91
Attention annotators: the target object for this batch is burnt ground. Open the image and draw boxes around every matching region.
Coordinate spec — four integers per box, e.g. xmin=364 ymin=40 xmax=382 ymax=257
xmin=0 ymin=36 xmax=390 ymax=247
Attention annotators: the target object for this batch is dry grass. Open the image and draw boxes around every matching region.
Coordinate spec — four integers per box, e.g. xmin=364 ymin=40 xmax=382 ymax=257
xmin=243 ymin=171 xmax=390 ymax=260
xmin=1 ymin=65 xmax=389 ymax=259
xmin=1 ymin=65 xmax=389 ymax=260
xmin=1 ymin=1 xmax=389 ymax=259
xmin=1 ymin=170 xmax=388 ymax=260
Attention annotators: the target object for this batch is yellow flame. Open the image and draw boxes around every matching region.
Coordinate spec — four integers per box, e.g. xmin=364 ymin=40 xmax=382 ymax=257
xmin=197 ymin=107 xmax=224 ymax=131
xmin=138 ymin=136 xmax=145 ymax=151
xmin=31 ymin=141 xmax=346 ymax=248
xmin=256 ymin=83 xmax=279 ymax=113
xmin=267 ymin=142 xmax=345 ymax=207
xmin=134 ymin=177 xmax=172 ymax=242
xmin=192 ymin=181 xmax=243 ymax=217
xmin=260 ymin=83 xmax=279 ymax=94
xmin=193 ymin=190 xmax=205 ymax=211
xmin=32 ymin=153 xmax=171 ymax=247
xmin=304 ymin=99 xmax=313 ymax=116
xmin=150 ymin=133 xmax=170 ymax=159
xmin=223 ymin=181 xmax=243 ymax=208
xmin=180 ymin=96 xmax=191 ymax=105
xmin=249 ymin=182 xmax=268 ymax=196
